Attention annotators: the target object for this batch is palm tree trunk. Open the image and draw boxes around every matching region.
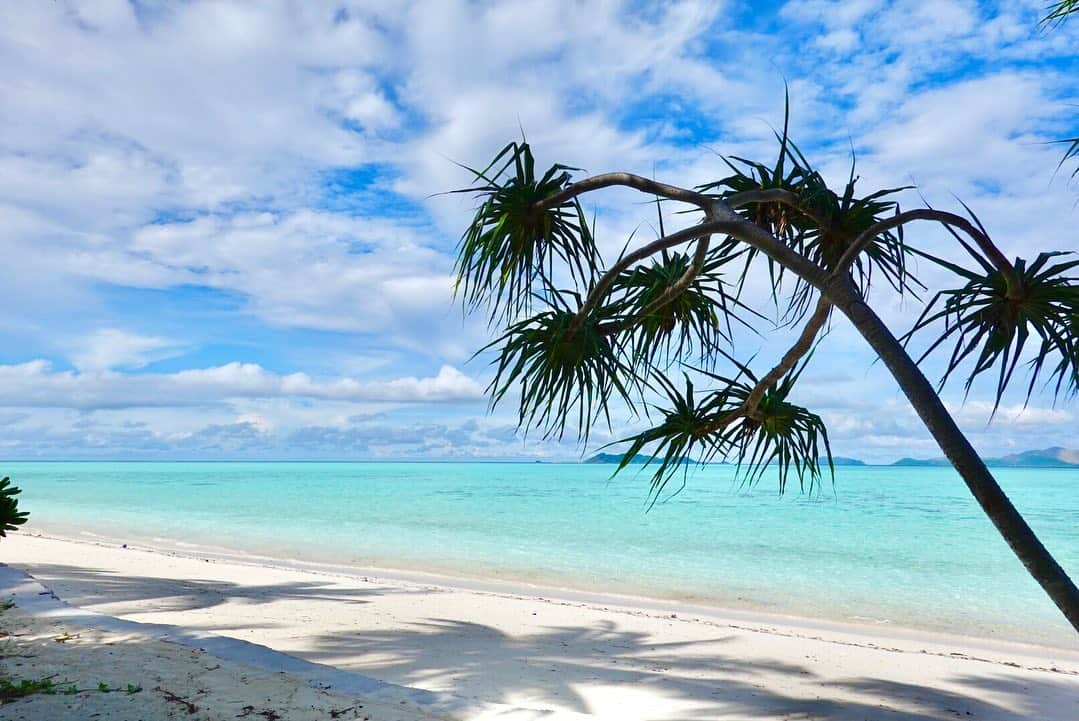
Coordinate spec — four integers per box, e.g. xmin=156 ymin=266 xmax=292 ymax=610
xmin=833 ymin=289 xmax=1079 ymax=633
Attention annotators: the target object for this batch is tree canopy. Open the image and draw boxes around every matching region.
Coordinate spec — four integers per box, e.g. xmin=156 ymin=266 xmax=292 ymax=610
xmin=451 ymin=104 xmax=1079 ymax=633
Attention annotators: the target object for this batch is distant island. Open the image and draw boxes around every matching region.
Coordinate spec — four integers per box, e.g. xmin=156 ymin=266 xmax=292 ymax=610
xmin=587 ymin=447 xmax=1079 ymax=468
xmin=892 ymin=447 xmax=1079 ymax=468
xmin=828 ymin=457 xmax=867 ymax=466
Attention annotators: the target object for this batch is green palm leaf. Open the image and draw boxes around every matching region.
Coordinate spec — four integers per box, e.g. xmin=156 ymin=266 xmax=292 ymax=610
xmin=905 ymin=224 xmax=1079 ymax=411
xmin=611 ymin=355 xmax=833 ymax=507
xmin=453 ymin=141 xmax=598 ymax=322
xmin=482 ymin=289 xmax=639 ymax=441
xmin=0 ymin=476 xmax=28 ymax=538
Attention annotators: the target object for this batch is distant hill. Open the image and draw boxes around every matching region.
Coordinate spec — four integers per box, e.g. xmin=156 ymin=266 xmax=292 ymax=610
xmin=892 ymin=457 xmax=950 ymax=467
xmin=584 ymin=453 xmax=695 ymax=465
xmin=588 ymin=448 xmax=1079 ymax=468
xmin=827 ymin=456 xmax=866 ymax=466
xmin=892 ymin=447 xmax=1079 ymax=468
xmin=993 ymin=447 xmax=1079 ymax=467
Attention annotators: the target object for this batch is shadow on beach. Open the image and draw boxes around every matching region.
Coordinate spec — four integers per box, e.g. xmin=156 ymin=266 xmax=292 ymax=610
xmin=305 ymin=616 xmax=1077 ymax=720
xmin=16 ymin=562 xmax=412 ymax=614
xmin=12 ymin=561 xmax=1078 ymax=721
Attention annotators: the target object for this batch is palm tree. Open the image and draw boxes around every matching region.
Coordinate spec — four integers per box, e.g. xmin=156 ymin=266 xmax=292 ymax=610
xmin=450 ymin=111 xmax=1079 ymax=634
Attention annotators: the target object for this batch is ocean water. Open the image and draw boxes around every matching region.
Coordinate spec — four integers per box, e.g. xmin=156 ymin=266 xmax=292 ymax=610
xmin=3 ymin=461 xmax=1078 ymax=646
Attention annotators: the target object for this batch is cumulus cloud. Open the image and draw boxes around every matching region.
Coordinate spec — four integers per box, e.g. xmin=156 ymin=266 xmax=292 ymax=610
xmin=0 ymin=360 xmax=484 ymax=409
xmin=1 ymin=1 xmax=1077 ymax=460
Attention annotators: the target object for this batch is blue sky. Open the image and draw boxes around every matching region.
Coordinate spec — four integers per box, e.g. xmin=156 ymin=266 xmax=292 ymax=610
xmin=1 ymin=0 xmax=1077 ymax=462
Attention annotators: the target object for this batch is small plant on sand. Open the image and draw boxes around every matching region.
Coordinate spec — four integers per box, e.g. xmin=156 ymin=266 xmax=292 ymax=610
xmin=0 ymin=676 xmax=143 ymax=704
xmin=0 ymin=477 xmax=28 ymax=539
xmin=0 ymin=676 xmax=78 ymax=703
xmin=451 ymin=103 xmax=1079 ymax=634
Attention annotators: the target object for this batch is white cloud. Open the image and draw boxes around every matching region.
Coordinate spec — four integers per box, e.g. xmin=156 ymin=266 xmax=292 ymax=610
xmin=67 ymin=328 xmax=182 ymax=371
xmin=1 ymin=0 xmax=1077 ymax=459
xmin=0 ymin=360 xmax=484 ymax=409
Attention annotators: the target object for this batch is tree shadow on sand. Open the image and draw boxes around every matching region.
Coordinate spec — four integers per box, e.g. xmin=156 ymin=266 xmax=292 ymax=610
xmin=10 ymin=564 xmax=1077 ymax=720
xmin=12 ymin=562 xmax=427 ymax=614
xmin=305 ymin=617 xmax=1079 ymax=721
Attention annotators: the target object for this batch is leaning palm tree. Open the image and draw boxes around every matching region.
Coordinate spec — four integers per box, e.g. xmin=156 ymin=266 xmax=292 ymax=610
xmin=451 ymin=108 xmax=1079 ymax=634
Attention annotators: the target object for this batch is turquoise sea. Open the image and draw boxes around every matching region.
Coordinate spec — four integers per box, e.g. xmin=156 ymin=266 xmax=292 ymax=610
xmin=4 ymin=461 xmax=1078 ymax=646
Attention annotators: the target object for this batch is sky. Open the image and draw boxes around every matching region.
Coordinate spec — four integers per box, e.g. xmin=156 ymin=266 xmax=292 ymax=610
xmin=1 ymin=0 xmax=1077 ymax=463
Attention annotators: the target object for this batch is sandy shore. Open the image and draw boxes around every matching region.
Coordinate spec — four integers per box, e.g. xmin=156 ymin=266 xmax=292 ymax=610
xmin=0 ymin=603 xmax=449 ymax=721
xmin=2 ymin=532 xmax=1078 ymax=720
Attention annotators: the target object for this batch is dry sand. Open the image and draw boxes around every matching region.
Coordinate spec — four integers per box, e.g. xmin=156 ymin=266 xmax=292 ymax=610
xmin=2 ymin=532 xmax=1078 ymax=720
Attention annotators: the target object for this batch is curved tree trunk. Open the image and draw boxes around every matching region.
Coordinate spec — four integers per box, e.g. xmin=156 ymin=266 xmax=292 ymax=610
xmin=830 ymin=287 xmax=1079 ymax=633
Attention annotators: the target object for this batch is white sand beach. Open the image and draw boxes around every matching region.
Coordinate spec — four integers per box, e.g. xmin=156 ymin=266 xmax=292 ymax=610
xmin=0 ymin=605 xmax=447 ymax=721
xmin=2 ymin=532 xmax=1078 ymax=720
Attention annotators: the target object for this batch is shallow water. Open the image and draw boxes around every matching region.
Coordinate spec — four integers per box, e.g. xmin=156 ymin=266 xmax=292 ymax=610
xmin=5 ymin=461 xmax=1078 ymax=645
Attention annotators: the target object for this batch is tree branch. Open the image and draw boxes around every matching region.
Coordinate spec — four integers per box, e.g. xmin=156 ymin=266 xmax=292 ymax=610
xmin=740 ymin=295 xmax=831 ymax=416
xmin=725 ymin=188 xmax=830 ymax=227
xmin=570 ymin=201 xmax=832 ymax=336
xmin=632 ymin=235 xmax=711 ymax=323
xmin=537 ymin=173 xmax=711 ymax=210
xmin=572 ymin=219 xmax=726 ymax=333
xmin=711 ymin=202 xmax=831 ymax=289
xmin=833 ymin=208 xmax=1020 ymax=292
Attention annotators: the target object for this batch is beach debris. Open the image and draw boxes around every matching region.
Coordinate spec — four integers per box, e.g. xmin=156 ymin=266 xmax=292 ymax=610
xmin=155 ymin=686 xmax=198 ymax=714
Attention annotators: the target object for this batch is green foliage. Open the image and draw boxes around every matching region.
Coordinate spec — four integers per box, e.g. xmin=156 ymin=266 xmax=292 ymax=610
xmin=0 ymin=477 xmax=28 ymax=539
xmin=616 ymin=358 xmax=833 ymax=504
xmin=483 ymin=290 xmax=636 ymax=441
xmin=0 ymin=676 xmax=143 ymax=703
xmin=699 ymin=99 xmax=917 ymax=320
xmin=1042 ymin=1 xmax=1079 ymax=26
xmin=907 ymin=227 xmax=1079 ymax=409
xmin=453 ymin=140 xmax=597 ymax=321
xmin=452 ymin=100 xmax=1075 ymax=499
xmin=608 ymin=249 xmax=758 ymax=367
xmin=0 ymin=677 xmax=78 ymax=702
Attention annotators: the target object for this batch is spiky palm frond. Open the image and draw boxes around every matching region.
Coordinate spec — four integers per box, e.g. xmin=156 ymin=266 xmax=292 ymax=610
xmin=798 ymin=172 xmax=916 ymax=293
xmin=697 ymin=97 xmax=816 ymax=305
xmin=1056 ymin=136 xmax=1079 ymax=180
xmin=605 ymin=249 xmax=760 ymax=368
xmin=905 ymin=233 xmax=1079 ymax=409
xmin=0 ymin=476 xmax=28 ymax=538
xmin=613 ymin=373 xmax=738 ymax=505
xmin=699 ymin=100 xmax=917 ymax=322
xmin=483 ymin=291 xmax=638 ymax=441
xmin=1043 ymin=0 xmax=1079 ymax=26
xmin=613 ymin=358 xmax=833 ymax=506
xmin=453 ymin=141 xmax=597 ymax=322
xmin=705 ymin=359 xmax=833 ymax=493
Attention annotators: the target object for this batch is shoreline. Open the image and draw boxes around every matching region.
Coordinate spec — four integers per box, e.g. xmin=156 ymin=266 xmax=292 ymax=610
xmin=11 ymin=528 xmax=1079 ymax=661
xmin=3 ymin=532 xmax=1078 ymax=720
xmin=24 ymin=521 xmax=1079 ymax=655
